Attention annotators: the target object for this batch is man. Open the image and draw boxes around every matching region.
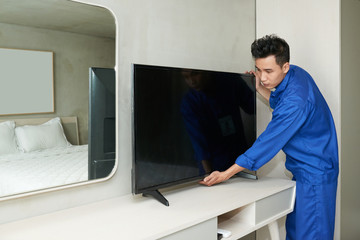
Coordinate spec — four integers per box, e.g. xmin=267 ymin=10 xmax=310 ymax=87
xmin=200 ymin=35 xmax=338 ymax=240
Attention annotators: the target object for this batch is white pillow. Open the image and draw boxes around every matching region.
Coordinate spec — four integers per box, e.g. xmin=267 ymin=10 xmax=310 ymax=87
xmin=15 ymin=117 xmax=71 ymax=152
xmin=0 ymin=121 xmax=19 ymax=155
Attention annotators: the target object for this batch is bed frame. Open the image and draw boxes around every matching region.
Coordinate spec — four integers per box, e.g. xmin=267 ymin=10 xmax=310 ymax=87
xmin=0 ymin=116 xmax=80 ymax=145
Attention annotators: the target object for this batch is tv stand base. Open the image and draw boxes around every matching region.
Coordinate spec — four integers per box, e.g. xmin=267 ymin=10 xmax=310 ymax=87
xmin=142 ymin=189 xmax=169 ymax=206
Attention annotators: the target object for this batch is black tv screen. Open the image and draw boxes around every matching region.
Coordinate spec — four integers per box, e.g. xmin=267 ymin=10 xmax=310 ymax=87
xmin=132 ymin=64 xmax=256 ymax=205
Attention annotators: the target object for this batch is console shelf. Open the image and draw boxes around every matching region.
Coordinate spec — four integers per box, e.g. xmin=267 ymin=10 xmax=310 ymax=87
xmin=218 ymin=204 xmax=256 ymax=239
xmin=217 ymin=187 xmax=295 ymax=239
xmin=0 ymin=177 xmax=295 ymax=240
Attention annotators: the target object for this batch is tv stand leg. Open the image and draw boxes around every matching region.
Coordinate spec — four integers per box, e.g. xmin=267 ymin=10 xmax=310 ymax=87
xmin=143 ymin=190 xmax=170 ymax=206
xmin=236 ymin=171 xmax=258 ymax=180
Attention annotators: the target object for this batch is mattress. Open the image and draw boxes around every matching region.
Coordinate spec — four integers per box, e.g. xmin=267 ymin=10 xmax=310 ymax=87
xmin=0 ymin=145 xmax=88 ymax=197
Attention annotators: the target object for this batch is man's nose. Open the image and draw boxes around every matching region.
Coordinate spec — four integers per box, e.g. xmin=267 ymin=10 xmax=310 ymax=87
xmin=260 ymin=72 xmax=267 ymax=81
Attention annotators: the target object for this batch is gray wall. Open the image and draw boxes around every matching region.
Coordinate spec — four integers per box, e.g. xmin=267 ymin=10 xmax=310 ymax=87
xmin=341 ymin=0 xmax=360 ymax=239
xmin=0 ymin=22 xmax=115 ymax=144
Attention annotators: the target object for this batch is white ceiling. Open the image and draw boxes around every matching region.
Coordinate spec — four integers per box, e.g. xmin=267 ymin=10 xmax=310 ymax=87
xmin=0 ymin=0 xmax=116 ymax=39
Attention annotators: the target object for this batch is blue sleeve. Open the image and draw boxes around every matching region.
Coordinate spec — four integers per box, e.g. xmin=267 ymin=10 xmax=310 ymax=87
xmin=235 ymin=101 xmax=309 ymax=171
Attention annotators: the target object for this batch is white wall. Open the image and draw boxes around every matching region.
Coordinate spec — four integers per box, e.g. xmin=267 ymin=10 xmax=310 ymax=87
xmin=255 ymin=0 xmax=341 ymax=239
xmin=0 ymin=0 xmax=255 ymax=224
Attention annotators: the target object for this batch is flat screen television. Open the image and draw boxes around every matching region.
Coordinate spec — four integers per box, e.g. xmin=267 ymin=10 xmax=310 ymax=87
xmin=132 ymin=64 xmax=256 ymax=206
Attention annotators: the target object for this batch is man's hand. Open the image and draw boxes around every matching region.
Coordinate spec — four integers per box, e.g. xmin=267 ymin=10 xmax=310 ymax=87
xmin=199 ymin=164 xmax=245 ymax=186
xmin=246 ymin=70 xmax=270 ymax=102
xmin=199 ymin=171 xmax=230 ymax=186
xmin=245 ymin=70 xmax=262 ymax=91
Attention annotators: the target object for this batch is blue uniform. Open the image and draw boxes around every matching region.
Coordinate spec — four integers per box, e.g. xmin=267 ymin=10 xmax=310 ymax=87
xmin=235 ymin=65 xmax=338 ymax=239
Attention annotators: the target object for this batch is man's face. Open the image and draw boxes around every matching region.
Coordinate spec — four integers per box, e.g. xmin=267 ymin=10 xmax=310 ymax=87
xmin=255 ymin=55 xmax=289 ymax=89
xmin=181 ymin=70 xmax=204 ymax=91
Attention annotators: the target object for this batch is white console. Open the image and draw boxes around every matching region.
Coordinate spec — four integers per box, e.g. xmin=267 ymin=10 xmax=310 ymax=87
xmin=0 ymin=177 xmax=295 ymax=240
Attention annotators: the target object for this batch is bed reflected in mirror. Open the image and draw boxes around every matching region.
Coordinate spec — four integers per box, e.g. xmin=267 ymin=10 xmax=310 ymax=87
xmin=0 ymin=0 xmax=116 ymax=198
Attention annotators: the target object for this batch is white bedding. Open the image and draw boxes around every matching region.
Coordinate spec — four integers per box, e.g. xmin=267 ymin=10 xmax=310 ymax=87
xmin=0 ymin=145 xmax=88 ymax=197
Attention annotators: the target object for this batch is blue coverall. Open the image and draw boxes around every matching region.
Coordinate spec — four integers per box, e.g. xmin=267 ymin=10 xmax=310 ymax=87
xmin=235 ymin=65 xmax=339 ymax=239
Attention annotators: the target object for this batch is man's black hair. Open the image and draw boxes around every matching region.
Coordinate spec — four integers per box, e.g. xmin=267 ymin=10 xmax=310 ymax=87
xmin=251 ymin=34 xmax=290 ymax=66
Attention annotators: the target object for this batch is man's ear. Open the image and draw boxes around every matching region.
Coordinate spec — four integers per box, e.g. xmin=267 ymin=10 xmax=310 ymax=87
xmin=282 ymin=62 xmax=290 ymax=74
